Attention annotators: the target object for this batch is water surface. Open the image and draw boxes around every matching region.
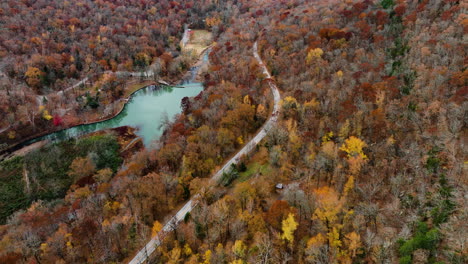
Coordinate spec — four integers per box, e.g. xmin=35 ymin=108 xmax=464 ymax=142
xmin=25 ymin=83 xmax=203 ymax=146
xmin=18 ymin=48 xmax=210 ymax=150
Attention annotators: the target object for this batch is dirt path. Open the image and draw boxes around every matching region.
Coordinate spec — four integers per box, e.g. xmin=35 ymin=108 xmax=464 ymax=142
xmin=1 ymin=46 xmax=212 ymax=161
xmin=128 ymin=41 xmax=281 ymax=264
xmin=35 ymin=34 xmax=209 ymax=105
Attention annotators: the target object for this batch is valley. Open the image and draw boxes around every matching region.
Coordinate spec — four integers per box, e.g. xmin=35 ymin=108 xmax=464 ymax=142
xmin=0 ymin=1 xmax=466 ymax=264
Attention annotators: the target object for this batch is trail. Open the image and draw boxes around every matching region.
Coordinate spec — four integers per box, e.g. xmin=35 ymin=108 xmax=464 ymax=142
xmin=45 ymin=25 xmax=201 ymax=103
xmin=35 ymin=51 xmax=184 ymax=105
xmin=1 ymin=47 xmax=212 ymax=162
xmin=128 ymin=41 xmax=281 ymax=264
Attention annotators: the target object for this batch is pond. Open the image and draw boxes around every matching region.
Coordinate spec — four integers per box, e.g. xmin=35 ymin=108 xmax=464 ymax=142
xmin=19 ymin=49 xmax=210 ymax=148
xmin=24 ymin=84 xmax=203 ymax=147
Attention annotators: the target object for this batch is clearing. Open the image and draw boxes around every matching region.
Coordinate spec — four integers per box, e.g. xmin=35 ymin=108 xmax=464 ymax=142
xmin=182 ymin=29 xmax=213 ymax=56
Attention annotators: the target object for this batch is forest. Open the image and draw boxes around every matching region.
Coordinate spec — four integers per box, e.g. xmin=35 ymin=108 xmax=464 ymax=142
xmin=0 ymin=0 xmax=466 ymax=263
xmin=0 ymin=0 xmax=228 ymax=150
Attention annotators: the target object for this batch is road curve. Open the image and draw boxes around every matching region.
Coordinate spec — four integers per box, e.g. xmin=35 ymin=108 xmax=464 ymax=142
xmin=128 ymin=41 xmax=281 ymax=264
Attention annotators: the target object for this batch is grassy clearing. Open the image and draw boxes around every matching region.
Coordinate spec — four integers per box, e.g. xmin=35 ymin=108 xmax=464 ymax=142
xmin=238 ymin=162 xmax=272 ymax=182
xmin=218 ymin=162 xmax=271 ymax=187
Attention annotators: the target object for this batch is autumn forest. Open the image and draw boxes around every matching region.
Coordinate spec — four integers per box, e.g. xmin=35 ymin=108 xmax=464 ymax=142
xmin=0 ymin=0 xmax=466 ymax=264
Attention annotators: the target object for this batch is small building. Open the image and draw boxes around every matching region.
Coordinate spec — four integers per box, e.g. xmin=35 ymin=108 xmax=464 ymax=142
xmin=275 ymin=183 xmax=283 ymax=189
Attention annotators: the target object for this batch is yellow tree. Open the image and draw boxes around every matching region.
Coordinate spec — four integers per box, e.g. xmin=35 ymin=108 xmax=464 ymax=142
xmin=282 ymin=96 xmax=298 ymax=111
xmin=339 ymin=136 xmax=367 ymax=159
xmin=312 ymin=178 xmax=357 ymax=261
xmin=282 ymin=96 xmax=299 ymax=118
xmin=202 ymin=249 xmax=212 ymax=264
xmin=287 ymin=119 xmax=302 ymax=160
xmin=232 ymin=240 xmax=247 ymax=259
xmin=256 ymin=104 xmax=267 ymax=121
xmin=151 ymin=221 xmax=163 ymax=237
xmin=281 ymin=213 xmax=298 ymax=246
xmin=25 ymin=66 xmax=44 ymax=88
xmin=322 ymin=131 xmax=334 ymax=143
xmin=165 ymin=243 xmax=182 ymax=264
xmin=39 ymin=106 xmax=53 ymax=120
xmin=343 ymin=176 xmax=355 ymax=198
xmin=340 ymin=136 xmax=368 ymax=175
xmin=148 ymin=6 xmax=157 ymax=15
xmin=42 ymin=110 xmax=52 ymax=120
xmin=345 ymin=232 xmax=362 ymax=258
xmin=306 ymin=48 xmax=324 ymax=64
xmin=338 ymin=120 xmax=351 ymax=140
xmin=243 ymin=95 xmax=251 ymax=105
xmin=336 ymin=70 xmax=344 ymax=78
xmin=312 ymin=187 xmax=350 ymax=260
xmin=313 ymin=187 xmax=343 ymax=231
xmin=233 ymin=182 xmax=256 ymax=210
xmin=40 ymin=243 xmax=48 ymax=255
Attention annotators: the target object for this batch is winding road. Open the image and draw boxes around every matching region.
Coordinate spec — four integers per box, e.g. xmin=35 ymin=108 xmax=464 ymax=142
xmin=128 ymin=41 xmax=281 ymax=264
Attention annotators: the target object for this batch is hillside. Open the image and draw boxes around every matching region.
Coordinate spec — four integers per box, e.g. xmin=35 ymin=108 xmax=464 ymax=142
xmin=0 ymin=0 xmax=466 ymax=263
xmin=0 ymin=0 xmax=224 ymax=151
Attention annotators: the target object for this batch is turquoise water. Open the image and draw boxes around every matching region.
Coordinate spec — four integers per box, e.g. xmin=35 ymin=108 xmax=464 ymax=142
xmin=25 ymin=83 xmax=203 ymax=147
xmin=17 ymin=48 xmax=210 ymax=149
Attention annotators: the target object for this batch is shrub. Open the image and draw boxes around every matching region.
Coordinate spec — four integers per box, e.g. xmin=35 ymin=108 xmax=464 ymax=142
xmin=381 ymin=0 xmax=395 ymax=9
xmin=398 ymin=222 xmax=441 ymax=262
xmin=425 ymin=147 xmax=441 ymax=173
xmin=219 ymin=165 xmax=239 ymax=186
xmin=399 ymin=255 xmax=412 ymax=264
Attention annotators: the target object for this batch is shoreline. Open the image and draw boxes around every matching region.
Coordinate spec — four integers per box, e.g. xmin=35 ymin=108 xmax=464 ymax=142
xmin=0 ymin=47 xmax=211 ymax=161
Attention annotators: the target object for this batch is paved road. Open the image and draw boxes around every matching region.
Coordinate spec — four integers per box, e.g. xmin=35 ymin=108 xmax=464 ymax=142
xmin=128 ymin=41 xmax=281 ymax=264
